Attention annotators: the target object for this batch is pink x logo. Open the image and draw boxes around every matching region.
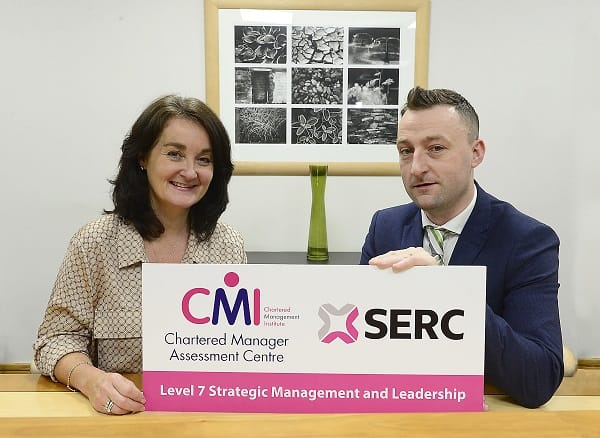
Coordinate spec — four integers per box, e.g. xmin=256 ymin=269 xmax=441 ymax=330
xmin=318 ymin=303 xmax=359 ymax=344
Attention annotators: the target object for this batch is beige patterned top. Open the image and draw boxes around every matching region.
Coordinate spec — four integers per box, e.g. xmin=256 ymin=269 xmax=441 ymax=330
xmin=33 ymin=214 xmax=247 ymax=379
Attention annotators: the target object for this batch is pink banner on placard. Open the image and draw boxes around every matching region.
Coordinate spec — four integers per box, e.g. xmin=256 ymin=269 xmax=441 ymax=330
xmin=143 ymin=371 xmax=484 ymax=413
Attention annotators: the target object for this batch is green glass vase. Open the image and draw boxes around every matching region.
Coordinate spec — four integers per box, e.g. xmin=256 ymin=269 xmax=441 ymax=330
xmin=307 ymin=164 xmax=329 ymax=261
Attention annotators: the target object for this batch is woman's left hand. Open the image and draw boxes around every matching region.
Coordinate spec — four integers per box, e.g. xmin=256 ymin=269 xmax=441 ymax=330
xmin=80 ymin=367 xmax=146 ymax=415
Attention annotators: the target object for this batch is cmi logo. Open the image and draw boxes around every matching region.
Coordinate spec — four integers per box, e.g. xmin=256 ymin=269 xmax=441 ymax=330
xmin=181 ymin=271 xmax=260 ymax=326
xmin=318 ymin=303 xmax=359 ymax=344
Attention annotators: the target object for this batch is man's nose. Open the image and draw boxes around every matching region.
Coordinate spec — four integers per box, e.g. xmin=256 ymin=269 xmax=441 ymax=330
xmin=410 ymin=149 xmax=429 ymax=175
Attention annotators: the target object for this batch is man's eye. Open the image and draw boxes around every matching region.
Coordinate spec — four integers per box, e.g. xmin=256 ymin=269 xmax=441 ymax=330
xmin=431 ymin=144 xmax=445 ymax=152
xmin=398 ymin=148 xmax=412 ymax=156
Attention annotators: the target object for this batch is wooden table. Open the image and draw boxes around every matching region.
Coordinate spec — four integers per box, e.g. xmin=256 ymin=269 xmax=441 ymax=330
xmin=1 ymin=373 xmax=599 ymax=437
xmin=1 ymin=410 xmax=599 ymax=437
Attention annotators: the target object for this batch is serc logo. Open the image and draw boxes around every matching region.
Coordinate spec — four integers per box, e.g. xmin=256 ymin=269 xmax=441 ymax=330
xmin=181 ymin=271 xmax=260 ymax=326
xmin=318 ymin=303 xmax=359 ymax=344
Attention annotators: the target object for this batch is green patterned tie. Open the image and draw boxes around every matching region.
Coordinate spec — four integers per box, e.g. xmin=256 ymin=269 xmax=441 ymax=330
xmin=425 ymin=225 xmax=453 ymax=265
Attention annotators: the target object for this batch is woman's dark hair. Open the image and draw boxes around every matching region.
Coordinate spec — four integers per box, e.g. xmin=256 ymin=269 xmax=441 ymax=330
xmin=106 ymin=95 xmax=234 ymax=241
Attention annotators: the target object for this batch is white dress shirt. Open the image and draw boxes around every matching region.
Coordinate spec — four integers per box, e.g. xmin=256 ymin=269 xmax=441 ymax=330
xmin=421 ymin=184 xmax=477 ymax=265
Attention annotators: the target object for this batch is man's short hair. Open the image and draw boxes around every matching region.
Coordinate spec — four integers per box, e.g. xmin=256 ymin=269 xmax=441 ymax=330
xmin=401 ymin=86 xmax=480 ymax=141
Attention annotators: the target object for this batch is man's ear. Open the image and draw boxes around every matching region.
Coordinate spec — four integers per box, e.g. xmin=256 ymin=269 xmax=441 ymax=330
xmin=471 ymin=139 xmax=485 ymax=168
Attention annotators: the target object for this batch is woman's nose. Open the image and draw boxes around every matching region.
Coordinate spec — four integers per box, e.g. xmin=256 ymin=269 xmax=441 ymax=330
xmin=180 ymin=160 xmax=197 ymax=178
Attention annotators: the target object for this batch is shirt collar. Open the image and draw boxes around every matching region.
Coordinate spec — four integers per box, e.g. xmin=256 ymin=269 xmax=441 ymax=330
xmin=116 ymin=220 xmax=147 ymax=268
xmin=421 ymin=183 xmax=478 ymax=235
xmin=116 ymin=219 xmax=210 ymax=266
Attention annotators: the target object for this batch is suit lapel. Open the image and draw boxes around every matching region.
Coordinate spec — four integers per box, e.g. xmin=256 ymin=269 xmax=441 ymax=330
xmin=449 ymin=184 xmax=492 ymax=265
xmin=402 ymin=209 xmax=424 ymax=248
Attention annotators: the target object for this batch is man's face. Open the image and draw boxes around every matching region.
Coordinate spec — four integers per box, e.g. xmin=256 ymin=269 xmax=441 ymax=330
xmin=396 ymin=105 xmax=484 ymax=224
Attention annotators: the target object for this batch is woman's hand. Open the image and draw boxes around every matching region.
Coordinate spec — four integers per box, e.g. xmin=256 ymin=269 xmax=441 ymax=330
xmin=56 ymin=354 xmax=146 ymax=415
xmin=81 ymin=369 xmax=146 ymax=415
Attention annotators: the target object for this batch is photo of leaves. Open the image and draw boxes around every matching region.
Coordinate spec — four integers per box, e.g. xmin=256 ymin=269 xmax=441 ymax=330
xmin=234 ymin=26 xmax=287 ymax=64
xmin=291 ymin=108 xmax=343 ymax=144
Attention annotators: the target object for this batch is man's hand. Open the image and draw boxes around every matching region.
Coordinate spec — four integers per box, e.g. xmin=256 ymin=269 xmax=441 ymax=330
xmin=369 ymin=247 xmax=439 ymax=272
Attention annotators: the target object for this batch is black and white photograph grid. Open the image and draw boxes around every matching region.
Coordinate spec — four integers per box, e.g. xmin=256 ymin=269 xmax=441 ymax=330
xmin=232 ymin=22 xmax=403 ymax=146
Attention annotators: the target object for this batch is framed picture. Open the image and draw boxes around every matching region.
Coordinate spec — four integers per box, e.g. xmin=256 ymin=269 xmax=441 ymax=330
xmin=205 ymin=0 xmax=430 ymax=175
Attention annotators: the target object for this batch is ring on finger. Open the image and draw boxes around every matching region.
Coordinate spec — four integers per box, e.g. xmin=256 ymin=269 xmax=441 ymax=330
xmin=104 ymin=399 xmax=114 ymax=413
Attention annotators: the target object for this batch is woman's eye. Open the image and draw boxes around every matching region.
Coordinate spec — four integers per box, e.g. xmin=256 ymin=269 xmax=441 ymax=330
xmin=196 ymin=156 xmax=212 ymax=165
xmin=166 ymin=150 xmax=183 ymax=159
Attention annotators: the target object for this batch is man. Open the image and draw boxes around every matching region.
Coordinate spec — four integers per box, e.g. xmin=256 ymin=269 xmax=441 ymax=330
xmin=360 ymin=86 xmax=563 ymax=408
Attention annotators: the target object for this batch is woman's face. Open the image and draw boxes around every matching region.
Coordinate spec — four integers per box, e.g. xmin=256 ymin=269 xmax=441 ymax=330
xmin=141 ymin=117 xmax=214 ymax=219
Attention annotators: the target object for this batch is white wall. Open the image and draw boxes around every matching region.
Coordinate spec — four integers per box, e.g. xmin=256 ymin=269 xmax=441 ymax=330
xmin=1 ymin=0 xmax=598 ymax=363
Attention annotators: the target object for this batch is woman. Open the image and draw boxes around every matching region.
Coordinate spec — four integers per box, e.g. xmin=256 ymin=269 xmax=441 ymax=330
xmin=33 ymin=95 xmax=247 ymax=415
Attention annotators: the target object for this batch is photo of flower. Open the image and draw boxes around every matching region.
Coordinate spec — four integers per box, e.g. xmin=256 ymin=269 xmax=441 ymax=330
xmin=347 ymin=68 xmax=399 ymax=105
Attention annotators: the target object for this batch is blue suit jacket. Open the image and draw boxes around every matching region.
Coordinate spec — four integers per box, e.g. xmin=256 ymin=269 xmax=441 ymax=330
xmin=360 ymin=183 xmax=563 ymax=408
